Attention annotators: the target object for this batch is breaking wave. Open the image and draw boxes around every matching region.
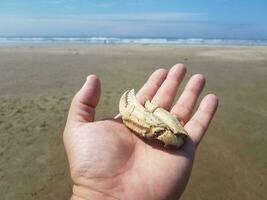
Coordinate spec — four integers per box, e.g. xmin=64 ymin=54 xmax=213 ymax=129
xmin=0 ymin=37 xmax=266 ymax=45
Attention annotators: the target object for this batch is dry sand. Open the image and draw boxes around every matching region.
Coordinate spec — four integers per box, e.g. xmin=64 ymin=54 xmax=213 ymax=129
xmin=0 ymin=44 xmax=267 ymax=200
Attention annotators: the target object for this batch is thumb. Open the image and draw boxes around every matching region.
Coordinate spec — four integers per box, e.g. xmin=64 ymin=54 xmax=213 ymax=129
xmin=69 ymin=75 xmax=101 ymax=123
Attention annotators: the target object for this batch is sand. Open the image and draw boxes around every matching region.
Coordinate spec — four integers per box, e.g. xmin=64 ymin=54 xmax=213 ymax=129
xmin=0 ymin=44 xmax=267 ymax=200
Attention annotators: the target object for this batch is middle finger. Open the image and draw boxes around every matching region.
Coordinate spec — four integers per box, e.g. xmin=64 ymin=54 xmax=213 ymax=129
xmin=152 ymin=64 xmax=186 ymax=110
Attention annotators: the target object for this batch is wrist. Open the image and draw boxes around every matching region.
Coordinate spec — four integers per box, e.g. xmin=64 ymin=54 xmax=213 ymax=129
xmin=72 ymin=185 xmax=118 ymax=200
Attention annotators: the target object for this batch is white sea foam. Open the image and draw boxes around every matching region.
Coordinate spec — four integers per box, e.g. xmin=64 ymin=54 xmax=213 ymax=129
xmin=0 ymin=37 xmax=266 ymax=45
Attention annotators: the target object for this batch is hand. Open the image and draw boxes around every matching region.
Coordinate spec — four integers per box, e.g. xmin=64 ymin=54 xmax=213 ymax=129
xmin=64 ymin=64 xmax=218 ymax=200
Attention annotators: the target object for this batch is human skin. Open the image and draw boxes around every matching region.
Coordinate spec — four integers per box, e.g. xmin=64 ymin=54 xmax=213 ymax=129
xmin=63 ymin=64 xmax=219 ymax=200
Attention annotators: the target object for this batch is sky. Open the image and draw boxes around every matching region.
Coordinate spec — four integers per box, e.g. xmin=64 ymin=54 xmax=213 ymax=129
xmin=0 ymin=0 xmax=267 ymax=39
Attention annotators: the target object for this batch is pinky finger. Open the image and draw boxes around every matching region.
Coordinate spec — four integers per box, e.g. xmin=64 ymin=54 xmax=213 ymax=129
xmin=184 ymin=94 xmax=219 ymax=149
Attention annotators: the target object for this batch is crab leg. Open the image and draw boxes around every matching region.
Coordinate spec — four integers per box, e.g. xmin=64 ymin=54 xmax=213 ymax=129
xmin=145 ymin=100 xmax=188 ymax=137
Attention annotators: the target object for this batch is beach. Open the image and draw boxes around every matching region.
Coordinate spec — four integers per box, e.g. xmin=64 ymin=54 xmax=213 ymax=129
xmin=0 ymin=44 xmax=267 ymax=199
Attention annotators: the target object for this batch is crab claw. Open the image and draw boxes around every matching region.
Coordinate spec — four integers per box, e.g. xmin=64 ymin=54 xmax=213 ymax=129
xmin=157 ymin=130 xmax=185 ymax=148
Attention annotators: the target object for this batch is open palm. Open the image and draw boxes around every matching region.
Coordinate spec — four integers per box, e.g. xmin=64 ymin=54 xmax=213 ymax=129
xmin=64 ymin=64 xmax=218 ymax=200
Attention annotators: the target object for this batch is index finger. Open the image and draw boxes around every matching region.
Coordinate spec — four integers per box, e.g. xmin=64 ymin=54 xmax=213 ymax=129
xmin=136 ymin=68 xmax=168 ymax=104
xmin=115 ymin=68 xmax=167 ymax=118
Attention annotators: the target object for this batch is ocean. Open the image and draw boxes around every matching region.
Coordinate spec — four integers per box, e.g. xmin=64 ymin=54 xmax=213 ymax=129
xmin=0 ymin=37 xmax=267 ymax=45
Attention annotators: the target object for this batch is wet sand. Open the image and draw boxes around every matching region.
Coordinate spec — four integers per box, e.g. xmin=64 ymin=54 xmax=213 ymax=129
xmin=0 ymin=44 xmax=267 ymax=199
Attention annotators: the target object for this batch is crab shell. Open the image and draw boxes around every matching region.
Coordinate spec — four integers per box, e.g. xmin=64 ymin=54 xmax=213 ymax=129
xmin=119 ymin=89 xmax=188 ymax=149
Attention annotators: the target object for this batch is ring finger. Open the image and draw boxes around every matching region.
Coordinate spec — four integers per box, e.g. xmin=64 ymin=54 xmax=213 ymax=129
xmin=171 ymin=74 xmax=206 ymax=124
